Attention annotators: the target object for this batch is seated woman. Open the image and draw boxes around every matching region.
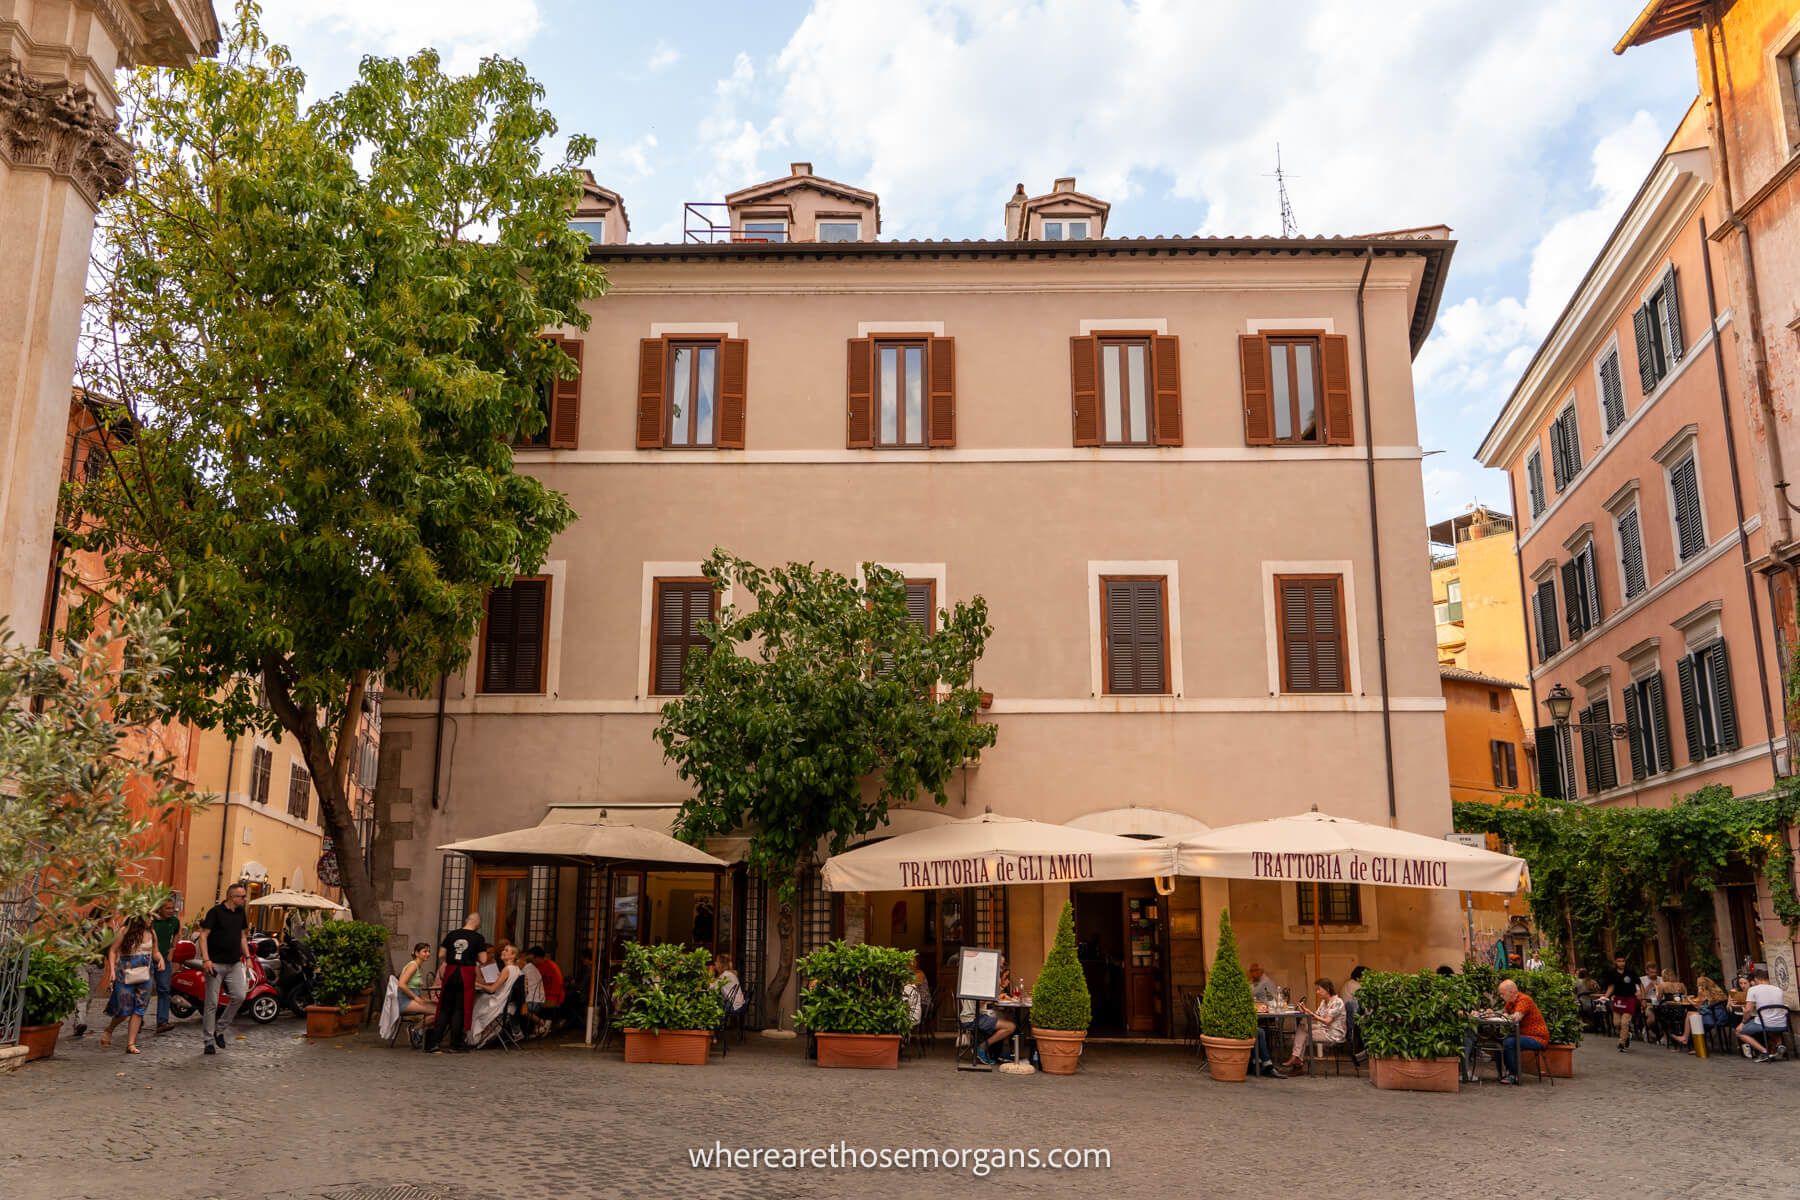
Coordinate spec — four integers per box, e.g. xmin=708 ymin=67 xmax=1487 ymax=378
xmin=469 ymin=944 xmax=524 ymax=1047
xmin=1282 ymin=978 xmax=1346 ymax=1073
xmin=396 ymin=942 xmax=438 ymax=1017
xmin=1669 ymin=975 xmax=1731 ymax=1051
xmin=902 ymin=952 xmax=930 ymax=1030
xmin=710 ymin=952 xmax=747 ymax=1036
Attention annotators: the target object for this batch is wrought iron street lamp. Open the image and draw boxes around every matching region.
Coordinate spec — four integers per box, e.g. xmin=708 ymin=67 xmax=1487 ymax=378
xmin=1543 ymin=682 xmax=1629 ymax=800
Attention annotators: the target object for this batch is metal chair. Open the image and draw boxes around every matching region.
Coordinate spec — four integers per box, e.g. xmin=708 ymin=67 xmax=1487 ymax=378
xmin=954 ymin=998 xmax=992 ymax=1072
xmin=715 ymin=981 xmax=747 ymax=1057
xmin=1746 ymin=1006 xmax=1794 ymax=1061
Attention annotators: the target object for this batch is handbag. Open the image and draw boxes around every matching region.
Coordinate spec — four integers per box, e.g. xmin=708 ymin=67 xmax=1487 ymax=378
xmin=121 ymin=962 xmax=151 ymax=985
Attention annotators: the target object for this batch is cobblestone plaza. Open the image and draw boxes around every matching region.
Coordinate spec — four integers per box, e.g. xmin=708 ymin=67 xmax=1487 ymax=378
xmin=5 ymin=1021 xmax=1794 ymax=1199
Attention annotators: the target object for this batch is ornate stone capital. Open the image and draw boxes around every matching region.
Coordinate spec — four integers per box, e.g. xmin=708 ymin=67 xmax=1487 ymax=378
xmin=0 ymin=58 xmax=131 ymax=207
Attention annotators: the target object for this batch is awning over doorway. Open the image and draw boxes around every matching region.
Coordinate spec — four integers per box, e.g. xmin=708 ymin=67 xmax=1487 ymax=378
xmin=1172 ymin=809 xmax=1529 ymax=894
xmin=439 ymin=805 xmax=728 ymax=870
xmin=820 ymin=813 xmax=1177 ymax=893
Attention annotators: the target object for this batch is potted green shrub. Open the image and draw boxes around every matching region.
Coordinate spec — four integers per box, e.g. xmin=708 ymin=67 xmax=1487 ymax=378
xmin=613 ymin=942 xmax=723 ymax=1065
xmin=1032 ymin=901 xmax=1092 ymax=1075
xmin=16 ymin=947 xmax=88 ymax=1061
xmin=1198 ymin=909 xmax=1258 ymax=1082
xmin=1504 ymin=966 xmax=1580 ymax=1077
xmin=794 ymin=941 xmax=912 ymax=1069
xmin=1356 ymin=969 xmax=1474 ymax=1092
xmin=305 ymin=919 xmax=388 ymax=1038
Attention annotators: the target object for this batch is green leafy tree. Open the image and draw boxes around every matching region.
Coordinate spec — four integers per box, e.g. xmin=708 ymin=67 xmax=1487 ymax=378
xmin=73 ymin=3 xmax=601 ymax=919
xmin=1199 ymin=908 xmax=1256 ymax=1040
xmin=0 ymin=600 xmax=200 ymax=956
xmin=1031 ymin=900 xmax=1091 ymax=1032
xmin=655 ymin=552 xmax=997 ymax=1019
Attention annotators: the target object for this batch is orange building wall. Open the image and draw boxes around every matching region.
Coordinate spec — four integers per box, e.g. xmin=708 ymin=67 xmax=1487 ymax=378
xmin=1442 ymin=679 xmax=1530 ymax=806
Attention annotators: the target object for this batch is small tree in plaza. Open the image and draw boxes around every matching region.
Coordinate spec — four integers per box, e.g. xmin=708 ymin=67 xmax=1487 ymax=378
xmin=1199 ymin=908 xmax=1256 ymax=1040
xmin=1032 ymin=901 xmax=1091 ymax=1033
xmin=73 ymin=2 xmax=602 ymax=921
xmin=655 ymin=552 xmax=997 ymax=1020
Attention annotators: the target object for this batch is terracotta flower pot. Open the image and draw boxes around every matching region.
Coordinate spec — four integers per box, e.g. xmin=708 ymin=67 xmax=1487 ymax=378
xmin=338 ymin=1002 xmax=368 ymax=1032
xmin=18 ymin=1023 xmax=61 ymax=1062
xmin=1035 ymin=1028 xmax=1086 ymax=1075
xmin=305 ymin=1005 xmax=343 ymax=1039
xmin=1541 ymin=1043 xmax=1574 ymax=1078
xmin=622 ymin=1028 xmax=711 ymax=1065
xmin=1370 ymin=1056 xmax=1462 ymax=1092
xmin=813 ymin=1032 xmax=901 ymax=1069
xmin=1200 ymin=1034 xmax=1256 ymax=1082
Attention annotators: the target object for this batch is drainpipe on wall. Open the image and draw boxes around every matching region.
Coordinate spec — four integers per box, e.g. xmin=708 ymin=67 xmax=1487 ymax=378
xmin=215 ymin=736 xmax=237 ymax=903
xmin=1354 ymin=248 xmax=1399 ymax=825
xmin=1699 ymin=214 xmax=1784 ymax=782
xmin=430 ymin=672 xmax=449 ymax=810
xmin=1502 ymin=471 xmax=1542 ymax=783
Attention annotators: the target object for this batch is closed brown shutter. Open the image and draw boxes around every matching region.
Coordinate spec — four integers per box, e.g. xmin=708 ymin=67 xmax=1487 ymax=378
xmin=717 ymin=338 xmax=748 ymax=448
xmin=1102 ymin=577 xmax=1167 ymax=695
xmin=1321 ymin=333 xmax=1353 ymax=445
xmin=927 ymin=336 xmax=956 ymax=447
xmin=1276 ymin=575 xmax=1347 ymax=693
xmin=1239 ymin=334 xmax=1273 ymax=445
xmin=1151 ymin=334 xmax=1182 ymax=446
xmin=636 ymin=338 xmax=665 ymax=448
xmin=651 ymin=579 xmax=716 ymax=695
xmin=481 ymin=578 xmax=548 ymax=694
xmin=846 ymin=338 xmax=874 ymax=448
xmin=1070 ymin=335 xmax=1099 ymax=447
xmin=548 ymin=337 xmax=583 ymax=449
xmin=904 ymin=580 xmax=936 ymax=632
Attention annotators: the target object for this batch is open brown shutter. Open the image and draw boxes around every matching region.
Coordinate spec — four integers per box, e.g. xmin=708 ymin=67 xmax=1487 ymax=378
xmin=1070 ymin=335 xmax=1099 ymax=446
xmin=636 ymin=338 xmax=665 ymax=448
xmin=1152 ymin=334 xmax=1182 ymax=446
xmin=846 ymin=338 xmax=874 ymax=448
xmin=717 ymin=338 xmax=748 ymax=448
xmin=927 ymin=336 xmax=956 ymax=447
xmin=548 ymin=337 xmax=582 ymax=449
xmin=1321 ymin=334 xmax=1353 ymax=445
xmin=1135 ymin=580 xmax=1166 ymax=693
xmin=1240 ymin=334 xmax=1273 ymax=445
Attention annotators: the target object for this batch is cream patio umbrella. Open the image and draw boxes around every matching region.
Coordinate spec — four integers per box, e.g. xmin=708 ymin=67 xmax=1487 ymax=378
xmin=1172 ymin=808 xmax=1529 ymax=985
xmin=820 ymin=813 xmax=1178 ymax=893
xmin=246 ymin=889 xmax=349 ymax=913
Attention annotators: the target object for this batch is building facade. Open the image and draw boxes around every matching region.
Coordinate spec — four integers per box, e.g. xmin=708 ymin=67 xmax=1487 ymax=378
xmin=378 ymin=165 xmax=1463 ymax=1032
xmin=1477 ymin=103 xmax=1784 ymax=982
xmin=0 ymin=0 xmax=217 ymax=640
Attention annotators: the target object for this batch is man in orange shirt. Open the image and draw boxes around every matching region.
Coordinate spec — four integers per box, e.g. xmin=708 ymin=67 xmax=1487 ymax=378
xmin=1497 ymin=978 xmax=1550 ymax=1084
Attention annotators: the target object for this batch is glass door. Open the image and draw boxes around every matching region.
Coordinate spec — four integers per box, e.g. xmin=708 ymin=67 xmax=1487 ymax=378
xmin=470 ymin=867 xmax=530 ymax=948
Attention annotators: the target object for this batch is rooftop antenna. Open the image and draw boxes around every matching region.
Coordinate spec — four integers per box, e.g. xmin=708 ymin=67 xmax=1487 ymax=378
xmin=1268 ymin=144 xmax=1298 ymax=238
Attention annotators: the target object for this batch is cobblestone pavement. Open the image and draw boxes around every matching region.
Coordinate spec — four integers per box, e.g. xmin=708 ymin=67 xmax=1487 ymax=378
xmin=4 ymin=1018 xmax=1797 ymax=1199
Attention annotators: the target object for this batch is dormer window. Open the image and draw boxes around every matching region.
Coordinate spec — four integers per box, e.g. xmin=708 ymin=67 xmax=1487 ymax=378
xmin=1043 ymin=219 xmax=1090 ymax=240
xmin=741 ymin=219 xmax=787 ymax=243
xmin=817 ymin=219 xmax=861 ymax=242
xmin=569 ymin=218 xmax=605 ymax=244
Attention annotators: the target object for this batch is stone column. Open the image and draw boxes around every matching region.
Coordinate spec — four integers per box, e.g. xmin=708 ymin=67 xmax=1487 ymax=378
xmin=0 ymin=0 xmax=218 ymax=640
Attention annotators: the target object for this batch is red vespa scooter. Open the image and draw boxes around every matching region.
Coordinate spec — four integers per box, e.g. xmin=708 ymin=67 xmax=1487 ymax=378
xmin=168 ymin=938 xmax=282 ymax=1024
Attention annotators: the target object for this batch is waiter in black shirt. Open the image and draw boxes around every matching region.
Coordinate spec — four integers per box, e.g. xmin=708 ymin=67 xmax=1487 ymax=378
xmin=1599 ymin=953 xmax=1640 ymax=1052
xmin=429 ymin=913 xmax=486 ymax=1052
xmin=198 ymin=884 xmax=252 ymax=1055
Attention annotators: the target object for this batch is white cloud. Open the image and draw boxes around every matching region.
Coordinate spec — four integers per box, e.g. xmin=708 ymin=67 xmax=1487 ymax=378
xmin=647 ymin=41 xmax=681 ymax=73
xmin=260 ymin=0 xmax=541 ymax=75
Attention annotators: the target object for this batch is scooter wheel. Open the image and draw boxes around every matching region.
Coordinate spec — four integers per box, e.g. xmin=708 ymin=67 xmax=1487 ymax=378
xmin=168 ymin=994 xmax=196 ymax=1020
xmin=249 ymin=994 xmax=281 ymax=1024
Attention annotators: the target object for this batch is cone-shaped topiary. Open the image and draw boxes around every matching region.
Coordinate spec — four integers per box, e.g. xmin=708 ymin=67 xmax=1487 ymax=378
xmin=1199 ymin=908 xmax=1257 ymax=1039
xmin=1031 ymin=901 xmax=1091 ymax=1032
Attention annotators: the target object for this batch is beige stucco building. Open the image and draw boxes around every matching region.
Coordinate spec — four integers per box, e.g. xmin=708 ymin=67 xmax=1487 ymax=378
xmin=0 ymin=0 xmax=217 ymax=639
xmin=378 ymin=164 xmax=1464 ymax=1032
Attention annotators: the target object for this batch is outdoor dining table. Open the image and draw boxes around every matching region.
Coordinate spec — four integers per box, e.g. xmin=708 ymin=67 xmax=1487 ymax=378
xmin=993 ymin=996 xmax=1033 ymax=1070
xmin=1257 ymin=1007 xmax=1311 ymax=1063
xmin=1465 ymin=1013 xmax=1520 ymax=1082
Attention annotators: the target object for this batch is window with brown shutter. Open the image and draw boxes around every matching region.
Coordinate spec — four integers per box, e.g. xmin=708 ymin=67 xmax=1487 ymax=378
xmin=904 ymin=579 xmax=936 ymax=633
xmin=1239 ymin=332 xmax=1353 ymax=446
xmin=515 ymin=335 xmax=583 ymax=449
xmin=479 ymin=577 xmax=550 ymax=695
xmin=1275 ymin=573 xmax=1348 ymax=694
xmin=848 ymin=336 xmax=955 ymax=448
xmin=249 ymin=745 xmax=273 ymax=805
xmin=637 ymin=337 xmax=746 ymax=449
xmin=287 ymin=762 xmax=312 ymax=821
xmin=1100 ymin=576 xmax=1169 ymax=695
xmin=651 ymin=578 xmax=717 ymax=695
xmin=1069 ymin=334 xmax=1182 ymax=447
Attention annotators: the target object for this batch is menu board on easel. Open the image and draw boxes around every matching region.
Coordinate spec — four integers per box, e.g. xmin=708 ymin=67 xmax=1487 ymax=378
xmin=956 ymin=947 xmax=1001 ymax=1000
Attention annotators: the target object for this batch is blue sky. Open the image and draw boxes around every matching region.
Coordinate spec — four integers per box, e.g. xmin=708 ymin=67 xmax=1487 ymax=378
xmin=261 ymin=1 xmax=1699 ymax=523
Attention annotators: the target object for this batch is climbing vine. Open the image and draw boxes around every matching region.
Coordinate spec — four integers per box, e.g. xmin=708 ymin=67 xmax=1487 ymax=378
xmin=1454 ymin=783 xmax=1800 ymax=970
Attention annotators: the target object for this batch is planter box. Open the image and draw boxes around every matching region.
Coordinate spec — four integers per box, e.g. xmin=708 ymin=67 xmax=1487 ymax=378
xmin=305 ymin=1005 xmax=344 ymax=1039
xmin=338 ymin=1002 xmax=368 ymax=1033
xmin=622 ymin=1028 xmax=712 ymax=1066
xmin=1035 ymin=1028 xmax=1086 ymax=1075
xmin=1200 ymin=1034 xmax=1256 ymax=1082
xmin=1370 ymin=1056 xmax=1461 ymax=1093
xmin=814 ymin=1032 xmax=901 ymax=1069
xmin=19 ymin=1023 xmax=61 ymax=1062
xmin=1541 ymin=1043 xmax=1574 ymax=1078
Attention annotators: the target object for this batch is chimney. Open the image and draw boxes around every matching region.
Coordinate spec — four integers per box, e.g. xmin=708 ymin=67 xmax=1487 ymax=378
xmin=790 ymin=161 xmax=813 ymax=177
xmin=1004 ymin=183 xmax=1026 ymax=240
xmin=1053 ymin=176 xmax=1077 ymax=193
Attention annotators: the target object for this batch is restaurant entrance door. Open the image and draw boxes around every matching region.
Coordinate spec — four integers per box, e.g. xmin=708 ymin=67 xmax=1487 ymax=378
xmin=1073 ymin=883 xmax=1169 ymax=1036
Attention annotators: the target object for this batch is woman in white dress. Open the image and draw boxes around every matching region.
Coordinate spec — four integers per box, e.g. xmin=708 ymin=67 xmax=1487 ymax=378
xmin=470 ymin=943 xmax=523 ymax=1047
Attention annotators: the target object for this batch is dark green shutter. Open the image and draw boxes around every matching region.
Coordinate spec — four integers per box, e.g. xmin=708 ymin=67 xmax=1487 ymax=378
xmin=1671 ymin=457 xmax=1704 ymax=560
xmin=1561 ymin=561 xmax=1583 ymax=640
xmin=1549 ymin=420 xmax=1570 ymax=491
xmin=1527 ymin=452 xmax=1546 ymax=517
xmin=1661 ymin=266 xmax=1684 ymax=361
xmin=1618 ymin=508 xmax=1646 ymax=598
xmin=1645 ymin=672 xmax=1676 ymax=772
xmin=1537 ymin=724 xmax=1564 ymax=800
xmin=1623 ymin=683 xmax=1647 ymax=781
xmin=1676 ymin=654 xmax=1704 ymax=762
xmin=1580 ymin=547 xmax=1601 ymax=627
xmin=1591 ymin=697 xmax=1618 ymax=790
xmin=1708 ymin=644 xmax=1740 ymax=752
xmin=1632 ymin=303 xmax=1657 ymax=393
xmin=1578 ymin=706 xmax=1599 ymax=796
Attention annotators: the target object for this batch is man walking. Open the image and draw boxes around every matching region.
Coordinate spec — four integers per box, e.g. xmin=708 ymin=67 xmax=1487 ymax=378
xmin=150 ymin=895 xmax=181 ymax=1035
xmin=429 ymin=914 xmax=485 ymax=1052
xmin=199 ymin=884 xmax=251 ymax=1055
